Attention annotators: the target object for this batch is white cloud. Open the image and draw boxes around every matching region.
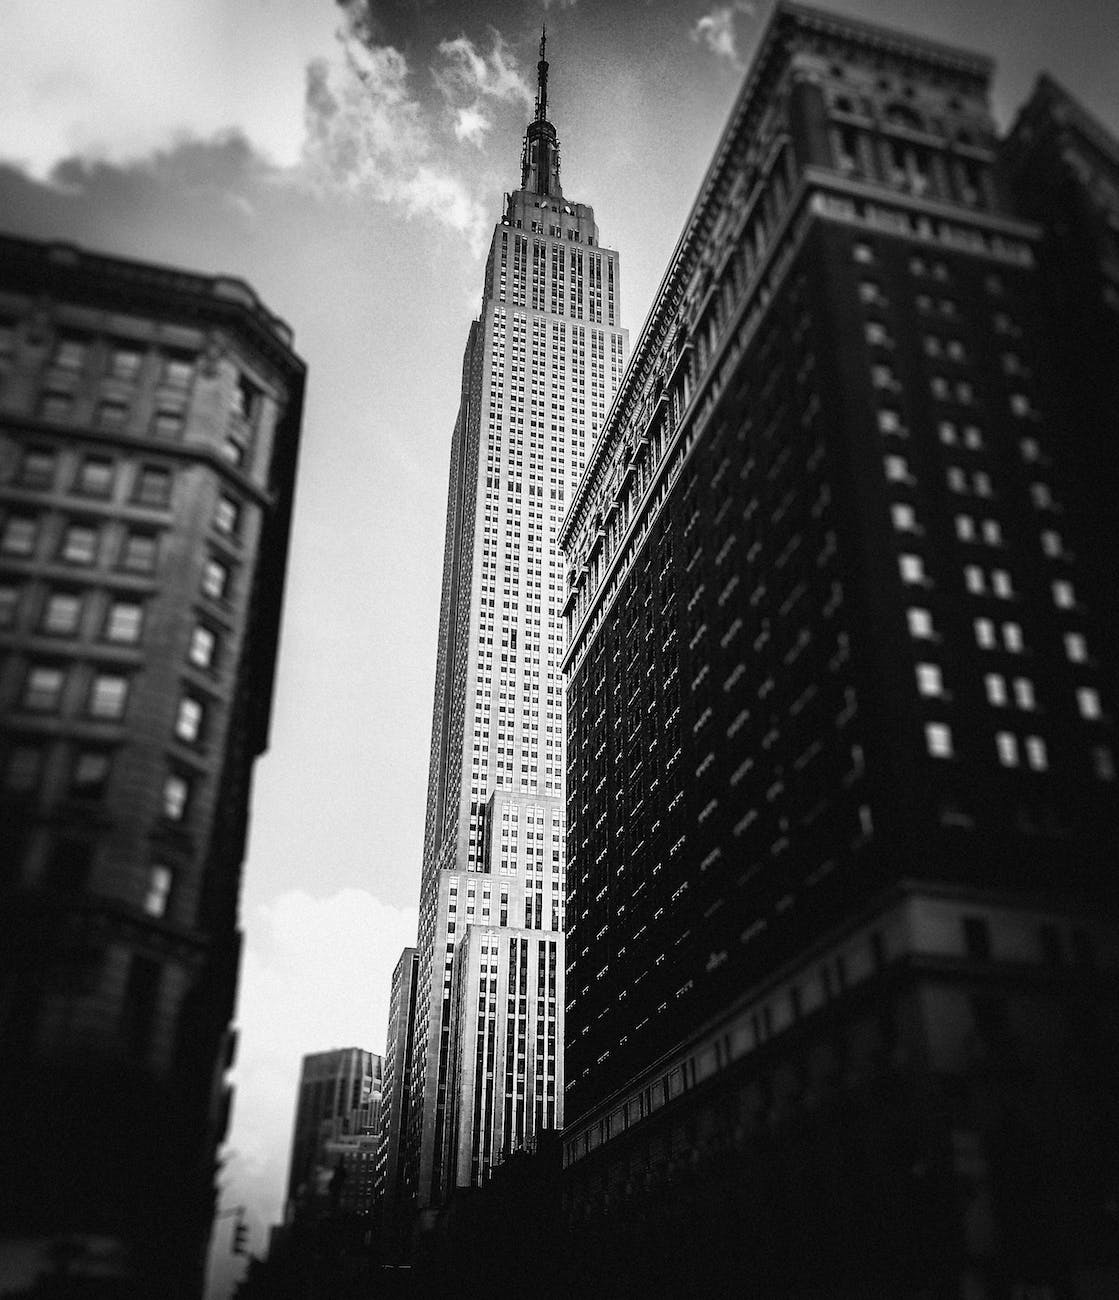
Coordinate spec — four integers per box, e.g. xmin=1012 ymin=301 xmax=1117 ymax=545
xmin=208 ymin=888 xmax=417 ymax=1294
xmin=435 ymin=32 xmax=534 ymax=111
xmin=692 ymin=1 xmax=757 ymax=69
xmin=454 ymin=105 xmax=493 ymax=146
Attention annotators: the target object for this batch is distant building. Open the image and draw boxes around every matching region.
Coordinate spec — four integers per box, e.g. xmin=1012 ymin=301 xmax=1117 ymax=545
xmin=374 ymin=946 xmax=418 ymax=1253
xmin=0 ymin=233 xmax=305 ymax=1295
xmin=560 ymin=3 xmax=1119 ymax=1294
xmin=398 ymin=29 xmax=628 ymax=1217
xmin=285 ymin=1048 xmax=382 ymax=1219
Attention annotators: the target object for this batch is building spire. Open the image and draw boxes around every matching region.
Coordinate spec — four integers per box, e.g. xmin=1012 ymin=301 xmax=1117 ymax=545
xmin=520 ymin=22 xmax=562 ymax=198
xmin=536 ymin=23 xmax=549 ymax=124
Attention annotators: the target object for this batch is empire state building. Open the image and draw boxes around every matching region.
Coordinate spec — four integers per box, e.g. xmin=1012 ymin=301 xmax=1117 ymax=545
xmin=402 ymin=32 xmax=628 ymax=1208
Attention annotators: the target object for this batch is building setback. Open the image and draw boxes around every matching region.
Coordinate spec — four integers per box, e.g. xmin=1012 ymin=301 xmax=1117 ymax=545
xmin=559 ymin=3 xmax=1119 ymax=1294
xmin=400 ymin=32 xmax=628 ymax=1215
xmin=0 ymin=233 xmax=305 ymax=1294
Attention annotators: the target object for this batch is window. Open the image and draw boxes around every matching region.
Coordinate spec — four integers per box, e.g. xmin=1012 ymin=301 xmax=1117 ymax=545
xmin=1003 ymin=623 xmax=1023 ymax=653
xmin=144 ymin=865 xmax=173 ymax=916
xmin=109 ymin=346 xmax=143 ymax=380
xmin=975 ymin=618 xmax=996 ymax=649
xmin=884 ymin=455 xmax=909 ymax=482
xmin=188 ymin=625 xmax=217 ymax=669
xmin=908 ymin=608 xmax=934 ymax=639
xmin=71 ymin=749 xmax=111 ymax=798
xmin=162 ymin=354 xmax=194 ymax=388
xmin=42 ymin=592 xmax=82 ymax=635
xmin=233 ymin=374 xmax=260 ymax=419
xmin=105 ymin=601 xmax=143 ymax=644
xmin=0 ymin=584 xmax=19 ymax=626
xmin=992 ymin=570 xmax=1014 ymax=599
xmin=2 ymin=515 xmax=39 ymax=557
xmin=53 ymin=337 xmax=87 ymax=371
xmin=898 ymin=554 xmax=926 ymax=584
xmin=221 ymin=437 xmax=246 ymax=467
xmin=214 ymin=496 xmax=241 ymax=536
xmin=1093 ymin=747 xmax=1116 ymax=781
xmin=151 ymin=411 xmax=183 ymax=439
xmin=916 ymin=664 xmax=943 ymax=696
xmin=134 ymin=466 xmax=172 ymax=507
xmin=995 ymin=732 xmax=1019 ymax=766
xmin=1052 ymin=580 xmax=1075 ymax=610
xmin=1013 ymin=678 xmax=1036 ymax=711
xmin=76 ymin=457 xmax=114 ymax=497
xmin=964 ymin=565 xmax=984 ymax=594
xmin=877 ymin=407 xmax=902 ymax=433
xmin=1064 ymin=632 xmax=1087 ymax=663
xmin=23 ymin=665 xmax=64 ymax=712
xmin=175 ymin=695 xmax=204 ymax=743
xmin=955 ymin=515 xmax=975 ymax=541
xmin=1077 ymin=688 xmax=1102 ymax=720
xmin=40 ymin=392 xmax=73 ymax=422
xmin=201 ymin=559 xmax=229 ymax=600
xmin=97 ymin=401 xmax=128 ymax=431
xmin=60 ymin=524 xmax=98 ymax=565
xmin=19 ymin=448 xmax=56 ymax=488
xmin=926 ymin=722 xmax=953 ymax=758
xmin=1025 ymin=735 xmax=1048 ymax=771
xmin=985 ymin=674 xmax=1008 ymax=706
xmin=120 ymin=532 xmax=158 ymax=573
xmin=89 ymin=673 xmax=129 ymax=719
xmin=891 ymin=503 xmax=918 ymax=532
xmin=162 ymin=773 xmax=190 ymax=820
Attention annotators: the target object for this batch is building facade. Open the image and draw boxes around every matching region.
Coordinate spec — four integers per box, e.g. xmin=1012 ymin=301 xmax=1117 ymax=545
xmin=402 ymin=34 xmax=628 ymax=1212
xmin=0 ymin=234 xmax=305 ymax=1294
xmin=285 ymin=1048 xmax=382 ymax=1217
xmin=374 ymin=945 xmax=418 ymax=1252
xmin=560 ymin=4 xmax=1118 ymax=1294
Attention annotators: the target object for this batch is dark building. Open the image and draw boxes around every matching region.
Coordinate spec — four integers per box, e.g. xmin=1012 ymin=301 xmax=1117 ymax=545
xmin=559 ymin=4 xmax=1119 ymax=1295
xmin=0 ymin=233 xmax=305 ymax=1295
xmin=375 ymin=946 xmax=418 ymax=1257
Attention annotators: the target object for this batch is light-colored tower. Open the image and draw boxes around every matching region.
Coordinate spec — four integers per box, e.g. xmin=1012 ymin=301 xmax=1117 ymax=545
xmin=404 ymin=31 xmax=628 ymax=1209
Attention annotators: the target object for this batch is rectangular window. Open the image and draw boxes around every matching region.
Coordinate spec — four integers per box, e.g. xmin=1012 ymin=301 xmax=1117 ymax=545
xmin=214 ymin=496 xmax=241 ymax=536
xmin=105 ymin=601 xmax=143 ymax=644
xmin=925 ymin=722 xmax=953 ymax=758
xmin=985 ymin=674 xmax=1008 ymax=706
xmin=201 ymin=559 xmax=229 ymax=600
xmin=1025 ymin=735 xmax=1048 ymax=771
xmin=109 ymin=345 xmax=143 ymax=381
xmin=120 ymin=532 xmax=158 ymax=573
xmin=60 ymin=524 xmax=98 ymax=565
xmin=19 ymin=448 xmax=57 ymax=488
xmin=0 ymin=584 xmax=19 ymax=626
xmin=898 ymin=554 xmax=926 ymax=584
xmin=916 ymin=663 xmax=943 ymax=697
xmin=134 ymin=466 xmax=172 ymax=507
xmin=40 ymin=392 xmax=73 ymax=422
xmin=97 ymin=402 xmax=128 ymax=431
xmin=2 ymin=515 xmax=38 ymax=556
xmin=53 ymin=337 xmax=87 ymax=371
xmin=162 ymin=774 xmax=190 ymax=820
xmin=71 ymin=749 xmax=111 ymax=798
xmin=175 ymin=695 xmax=204 ymax=742
xmin=23 ymin=665 xmax=65 ymax=712
xmin=188 ymin=625 xmax=217 ymax=669
xmin=151 ymin=411 xmax=183 ymax=439
xmin=1077 ymin=688 xmax=1102 ymax=720
xmin=1064 ymin=632 xmax=1087 ymax=663
xmin=162 ymin=354 xmax=194 ymax=388
xmin=42 ymin=592 xmax=82 ymax=635
xmin=89 ymin=673 xmax=129 ymax=719
xmin=76 ymin=456 xmax=114 ymax=497
xmin=995 ymin=731 xmax=1019 ymax=766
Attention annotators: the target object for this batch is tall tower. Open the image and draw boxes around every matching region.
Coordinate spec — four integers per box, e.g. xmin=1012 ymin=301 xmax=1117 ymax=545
xmin=405 ymin=31 xmax=628 ymax=1210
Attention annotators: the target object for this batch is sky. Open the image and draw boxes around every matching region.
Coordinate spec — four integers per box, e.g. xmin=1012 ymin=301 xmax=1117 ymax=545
xmin=2 ymin=0 xmax=1116 ymax=1294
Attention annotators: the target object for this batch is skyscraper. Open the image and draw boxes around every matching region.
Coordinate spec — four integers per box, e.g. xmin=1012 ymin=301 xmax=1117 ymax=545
xmin=403 ymin=32 xmax=628 ymax=1211
xmin=374 ymin=945 xmax=418 ymax=1251
xmin=559 ymin=4 xmax=1118 ymax=1293
xmin=0 ymin=233 xmax=305 ymax=1294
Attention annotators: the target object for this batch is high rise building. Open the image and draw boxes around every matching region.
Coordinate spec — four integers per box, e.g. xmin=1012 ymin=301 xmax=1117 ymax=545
xmin=0 ymin=233 xmax=305 ymax=1294
xmin=559 ymin=4 xmax=1118 ymax=1293
xmin=403 ymin=32 xmax=628 ymax=1212
xmin=374 ymin=946 xmax=418 ymax=1252
xmin=285 ymin=1048 xmax=382 ymax=1217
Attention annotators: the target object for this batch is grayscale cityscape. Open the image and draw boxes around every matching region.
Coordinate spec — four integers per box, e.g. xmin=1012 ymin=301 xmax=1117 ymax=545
xmin=1 ymin=1 xmax=1118 ymax=1297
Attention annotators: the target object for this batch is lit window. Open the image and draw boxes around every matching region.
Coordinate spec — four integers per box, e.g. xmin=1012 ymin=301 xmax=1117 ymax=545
xmin=871 ymin=364 xmax=895 ymax=389
xmin=964 ymin=565 xmax=985 ymax=594
xmin=877 ymin=407 xmax=902 ymax=432
xmin=188 ymin=625 xmax=216 ymax=669
xmin=1025 ymin=735 xmax=1048 ymax=771
xmin=1013 ymin=678 xmax=1036 ymax=710
xmin=1040 ymin=530 xmax=1063 ymax=558
xmin=162 ymin=774 xmax=190 ymax=820
xmin=1010 ymin=393 xmax=1032 ymax=417
xmin=89 ymin=673 xmax=128 ymax=719
xmin=946 ymin=467 xmax=967 ymax=493
xmin=992 ymin=570 xmax=1013 ymax=598
xmin=1019 ymin=438 xmax=1041 ymax=462
xmin=77 ymin=457 xmax=114 ymax=497
xmin=144 ymin=864 xmax=173 ymax=917
xmin=120 ymin=532 xmax=157 ymax=573
xmin=1030 ymin=483 xmax=1054 ymax=509
xmin=1077 ymin=688 xmax=1102 ymax=720
xmin=42 ymin=592 xmax=82 ymax=635
xmin=963 ymin=426 xmax=984 ymax=450
xmin=175 ymin=696 xmax=204 ymax=742
xmin=2 ymin=515 xmax=38 ymax=556
xmin=995 ymin=731 xmax=1019 ymax=766
xmin=938 ymin=421 xmax=958 ymax=445
xmin=105 ymin=601 xmax=143 ymax=644
xmin=866 ymin=322 xmax=890 ymax=346
xmin=916 ymin=663 xmax=943 ymax=697
xmin=110 ymin=346 xmax=143 ymax=380
xmin=907 ymin=608 xmax=934 ymax=639
xmin=891 ymin=503 xmax=918 ymax=532
xmin=214 ymin=496 xmax=241 ymax=536
xmin=1093 ymin=747 xmax=1116 ymax=781
xmin=1052 ymin=580 xmax=1075 ymax=609
xmin=899 ymin=554 xmax=926 ymax=584
xmin=23 ymin=665 xmax=64 ymax=712
xmin=53 ymin=338 xmax=87 ymax=370
xmin=985 ymin=674 xmax=1008 ymax=706
xmin=1064 ymin=632 xmax=1087 ymax=663
xmin=975 ymin=618 xmax=996 ymax=649
xmin=884 ymin=455 xmax=909 ymax=482
xmin=955 ymin=515 xmax=975 ymax=541
xmin=1003 ymin=623 xmax=1024 ymax=653
xmin=925 ymin=723 xmax=953 ymax=758
xmin=201 ymin=559 xmax=229 ymax=600
xmin=162 ymin=355 xmax=194 ymax=388
xmin=982 ymin=520 xmax=1003 ymax=546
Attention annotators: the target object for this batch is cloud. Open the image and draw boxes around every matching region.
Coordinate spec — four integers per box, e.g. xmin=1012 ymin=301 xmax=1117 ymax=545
xmin=209 ymin=888 xmax=417 ymax=1291
xmin=435 ymin=32 xmax=534 ymax=111
xmin=692 ymin=1 xmax=757 ymax=69
xmin=453 ymin=105 xmax=493 ymax=146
